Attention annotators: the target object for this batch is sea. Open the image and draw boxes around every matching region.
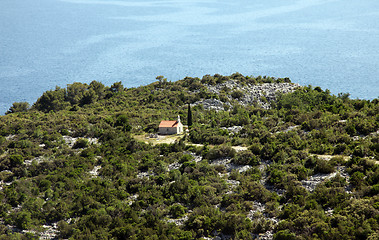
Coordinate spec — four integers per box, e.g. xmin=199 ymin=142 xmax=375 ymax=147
xmin=1 ymin=0 xmax=378 ymax=114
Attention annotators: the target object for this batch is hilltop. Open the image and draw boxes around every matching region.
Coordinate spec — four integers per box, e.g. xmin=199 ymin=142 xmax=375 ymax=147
xmin=0 ymin=73 xmax=378 ymax=239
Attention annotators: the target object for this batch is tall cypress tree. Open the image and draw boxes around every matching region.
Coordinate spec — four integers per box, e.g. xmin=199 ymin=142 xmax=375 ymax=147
xmin=187 ymin=103 xmax=193 ymax=127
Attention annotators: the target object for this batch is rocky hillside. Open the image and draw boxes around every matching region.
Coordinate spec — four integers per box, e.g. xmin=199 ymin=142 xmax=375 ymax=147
xmin=0 ymin=74 xmax=378 ymax=239
xmin=203 ymin=80 xmax=299 ymax=109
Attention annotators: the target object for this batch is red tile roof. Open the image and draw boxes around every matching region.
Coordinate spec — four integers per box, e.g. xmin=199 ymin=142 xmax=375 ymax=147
xmin=159 ymin=120 xmax=178 ymax=128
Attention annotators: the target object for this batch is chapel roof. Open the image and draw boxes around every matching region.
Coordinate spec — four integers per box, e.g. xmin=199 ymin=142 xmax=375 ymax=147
xmin=159 ymin=120 xmax=179 ymax=128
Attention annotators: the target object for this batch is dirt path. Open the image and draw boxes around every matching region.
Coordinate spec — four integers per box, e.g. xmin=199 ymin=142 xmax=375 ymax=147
xmin=134 ymin=134 xmax=248 ymax=152
xmin=133 ymin=134 xmax=183 ymax=145
xmin=232 ymin=146 xmax=248 ymax=152
xmin=311 ymin=154 xmax=350 ymax=161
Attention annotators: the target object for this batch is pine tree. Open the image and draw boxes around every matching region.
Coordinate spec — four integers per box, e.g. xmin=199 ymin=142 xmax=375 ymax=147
xmin=187 ymin=103 xmax=193 ymax=127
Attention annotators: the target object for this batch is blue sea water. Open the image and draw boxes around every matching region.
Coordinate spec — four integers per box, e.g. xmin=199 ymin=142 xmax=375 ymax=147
xmin=0 ymin=0 xmax=378 ymax=114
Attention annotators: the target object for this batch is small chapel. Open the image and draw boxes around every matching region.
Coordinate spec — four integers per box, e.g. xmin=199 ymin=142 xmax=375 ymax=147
xmin=158 ymin=116 xmax=183 ymax=135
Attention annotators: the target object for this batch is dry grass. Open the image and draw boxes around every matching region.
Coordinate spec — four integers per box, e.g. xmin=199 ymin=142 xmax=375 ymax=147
xmin=133 ymin=133 xmax=184 ymax=145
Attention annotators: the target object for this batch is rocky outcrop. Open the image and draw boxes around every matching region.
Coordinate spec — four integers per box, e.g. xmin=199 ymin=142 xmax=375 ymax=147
xmin=209 ymin=81 xmax=299 ymax=108
xmin=62 ymin=136 xmax=99 ymax=148
xmin=301 ymin=166 xmax=351 ymax=192
xmin=193 ymin=98 xmax=231 ymax=111
xmin=221 ymin=126 xmax=243 ymax=135
xmin=89 ymin=165 xmax=102 ymax=178
xmin=210 ymin=157 xmax=252 ymax=173
xmin=195 ymin=81 xmax=300 ymax=110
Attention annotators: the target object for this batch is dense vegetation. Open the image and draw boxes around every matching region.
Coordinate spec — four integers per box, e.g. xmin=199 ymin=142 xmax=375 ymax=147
xmin=0 ymin=74 xmax=378 ymax=239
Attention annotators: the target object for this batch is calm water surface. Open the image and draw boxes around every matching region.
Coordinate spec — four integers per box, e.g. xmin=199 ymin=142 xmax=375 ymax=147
xmin=0 ymin=0 xmax=378 ymax=113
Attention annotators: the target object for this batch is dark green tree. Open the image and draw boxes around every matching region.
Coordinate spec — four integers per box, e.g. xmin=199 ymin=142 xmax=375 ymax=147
xmin=66 ymin=82 xmax=87 ymax=105
xmin=115 ymin=114 xmax=132 ymax=132
xmin=80 ymin=88 xmax=98 ymax=106
xmin=156 ymin=75 xmax=167 ymax=88
xmin=9 ymin=154 xmax=24 ymax=167
xmin=6 ymin=102 xmax=30 ymax=114
xmin=187 ymin=103 xmax=193 ymax=127
xmin=89 ymin=80 xmax=106 ymax=99
xmin=34 ymin=86 xmax=68 ymax=112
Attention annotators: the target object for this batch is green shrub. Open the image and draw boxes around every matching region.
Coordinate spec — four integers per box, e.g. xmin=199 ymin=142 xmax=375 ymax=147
xmin=231 ymin=90 xmax=244 ymax=99
xmin=72 ymin=138 xmax=89 ymax=149
xmin=273 ymin=229 xmax=296 ymax=240
xmin=233 ymin=150 xmax=260 ymax=166
xmin=170 ymin=203 xmax=187 ymax=218
xmin=205 ymin=145 xmax=236 ymax=160
xmin=14 ymin=211 xmax=32 ymax=230
xmin=9 ymin=154 xmax=24 ymax=167
xmin=115 ymin=114 xmax=132 ymax=132
xmin=314 ymin=158 xmax=334 ymax=174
